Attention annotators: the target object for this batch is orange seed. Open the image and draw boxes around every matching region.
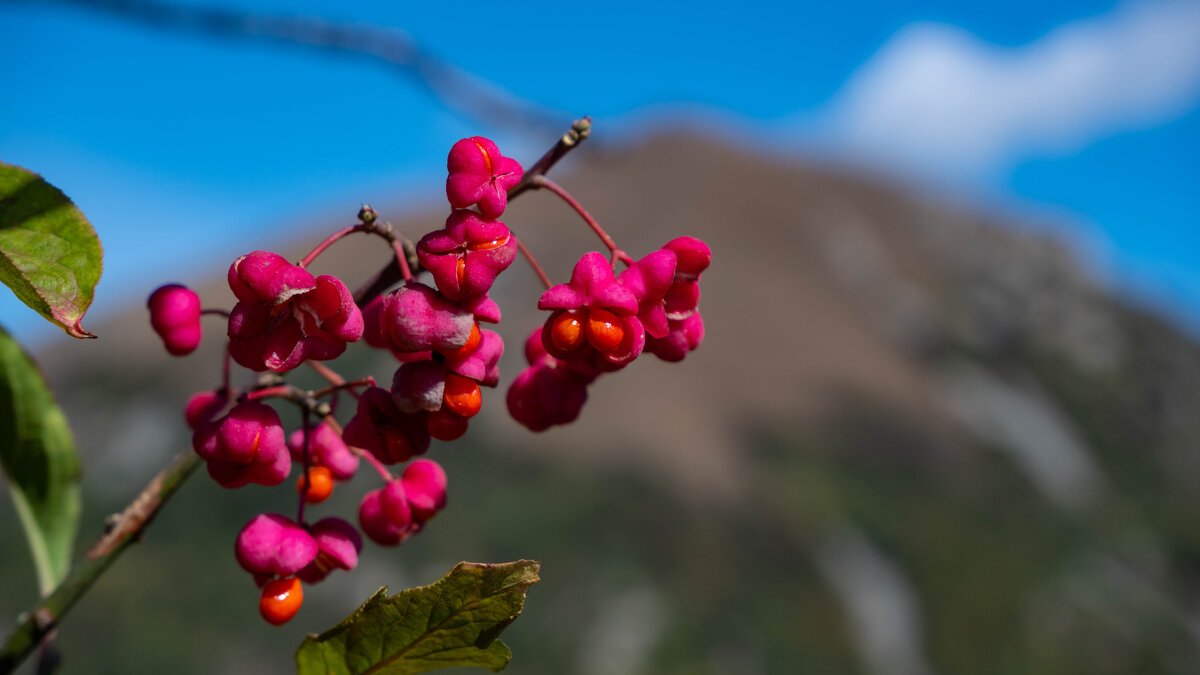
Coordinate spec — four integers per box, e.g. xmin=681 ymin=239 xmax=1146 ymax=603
xmin=585 ymin=307 xmax=624 ymax=353
xmin=441 ymin=322 xmax=481 ymax=360
xmin=296 ymin=465 xmax=334 ymax=504
xmin=550 ymin=312 xmax=585 ymax=352
xmin=427 ymin=408 xmax=469 ymax=441
xmin=259 ymin=577 xmax=303 ymax=626
xmin=443 ymin=373 xmax=483 ymax=418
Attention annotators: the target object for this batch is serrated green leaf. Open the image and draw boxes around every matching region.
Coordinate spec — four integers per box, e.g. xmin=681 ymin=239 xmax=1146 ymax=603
xmin=296 ymin=560 xmax=541 ymax=675
xmin=0 ymin=162 xmax=102 ymax=338
xmin=0 ymin=325 xmax=81 ymax=595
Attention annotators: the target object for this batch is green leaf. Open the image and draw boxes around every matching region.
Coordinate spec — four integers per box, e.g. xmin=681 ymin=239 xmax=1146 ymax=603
xmin=295 ymin=560 xmax=541 ymax=675
xmin=0 ymin=325 xmax=81 ymax=595
xmin=0 ymin=162 xmax=103 ymax=338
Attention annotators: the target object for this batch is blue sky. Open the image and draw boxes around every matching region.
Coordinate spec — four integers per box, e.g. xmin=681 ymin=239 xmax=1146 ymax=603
xmin=1 ymin=0 xmax=1198 ymax=343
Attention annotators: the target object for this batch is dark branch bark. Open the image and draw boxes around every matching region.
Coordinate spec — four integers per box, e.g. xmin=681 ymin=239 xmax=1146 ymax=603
xmin=9 ymin=0 xmax=559 ymax=135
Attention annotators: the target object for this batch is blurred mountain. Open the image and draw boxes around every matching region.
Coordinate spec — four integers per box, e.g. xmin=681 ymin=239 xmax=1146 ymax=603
xmin=4 ymin=132 xmax=1200 ymax=674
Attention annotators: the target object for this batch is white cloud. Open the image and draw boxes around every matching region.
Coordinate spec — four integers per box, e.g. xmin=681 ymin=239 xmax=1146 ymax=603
xmin=822 ymin=0 xmax=1200 ymax=178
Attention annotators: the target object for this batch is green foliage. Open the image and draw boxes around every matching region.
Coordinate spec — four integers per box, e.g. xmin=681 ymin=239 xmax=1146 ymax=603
xmin=0 ymin=162 xmax=102 ymax=338
xmin=296 ymin=560 xmax=541 ymax=675
xmin=0 ymin=325 xmax=81 ymax=595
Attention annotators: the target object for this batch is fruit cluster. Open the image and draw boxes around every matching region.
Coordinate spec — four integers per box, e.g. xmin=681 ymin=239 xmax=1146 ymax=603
xmin=508 ymin=237 xmax=710 ymax=430
xmin=147 ymin=130 xmax=709 ymax=625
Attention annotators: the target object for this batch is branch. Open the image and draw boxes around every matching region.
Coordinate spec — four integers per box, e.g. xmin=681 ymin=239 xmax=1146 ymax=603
xmin=351 ymin=242 xmax=419 ymax=308
xmin=508 ymin=117 xmax=592 ymax=200
xmin=0 ymin=450 xmax=202 ymax=674
xmin=11 ymin=0 xmax=558 ymax=135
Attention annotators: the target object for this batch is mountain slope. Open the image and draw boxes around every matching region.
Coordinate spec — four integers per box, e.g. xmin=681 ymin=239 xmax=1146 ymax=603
xmin=8 ymin=132 xmax=1200 ymax=674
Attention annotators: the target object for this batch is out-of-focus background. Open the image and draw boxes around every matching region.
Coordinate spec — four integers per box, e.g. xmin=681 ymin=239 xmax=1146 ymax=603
xmin=2 ymin=0 xmax=1200 ymax=673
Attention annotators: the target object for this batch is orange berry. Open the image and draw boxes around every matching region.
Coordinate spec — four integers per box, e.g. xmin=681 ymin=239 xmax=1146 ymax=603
xmin=296 ymin=465 xmax=334 ymax=504
xmin=466 ymin=235 xmax=508 ymax=251
xmin=443 ymin=373 xmax=483 ymax=418
xmin=259 ymin=577 xmax=303 ymax=626
xmin=440 ymin=322 xmax=481 ymax=359
xmin=456 ymin=257 xmax=467 ymax=288
xmin=586 ymin=307 xmax=624 ymax=352
xmin=550 ymin=311 xmax=585 ymax=352
xmin=427 ymin=408 xmax=469 ymax=441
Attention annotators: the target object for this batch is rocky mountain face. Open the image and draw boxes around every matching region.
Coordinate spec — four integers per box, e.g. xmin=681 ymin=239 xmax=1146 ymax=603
xmin=6 ymin=133 xmax=1200 ymax=674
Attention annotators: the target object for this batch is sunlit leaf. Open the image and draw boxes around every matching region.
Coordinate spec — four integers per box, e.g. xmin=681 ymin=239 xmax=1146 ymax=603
xmin=0 ymin=162 xmax=102 ymax=338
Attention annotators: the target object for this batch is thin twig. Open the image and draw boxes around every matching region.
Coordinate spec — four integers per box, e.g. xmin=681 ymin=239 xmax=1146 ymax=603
xmin=390 ymin=235 xmax=414 ymax=283
xmin=305 ymin=360 xmax=365 ymax=400
xmin=304 ymin=406 xmax=391 ymax=482
xmin=310 ymin=378 xmax=374 ymax=400
xmin=297 ymin=408 xmax=311 ymax=525
xmin=350 ymin=445 xmax=393 ymax=482
xmin=352 ymin=229 xmax=422 ymax=307
xmin=241 ymin=385 xmax=292 ymax=402
xmin=508 ymin=117 xmax=592 ymax=200
xmin=11 ymin=0 xmax=558 ymax=135
xmin=306 ymin=359 xmax=345 ymax=387
xmin=299 ymin=224 xmax=361 ymax=268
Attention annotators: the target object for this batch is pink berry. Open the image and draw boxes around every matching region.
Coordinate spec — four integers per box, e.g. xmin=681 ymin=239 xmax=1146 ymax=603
xmin=642 ymin=237 xmax=709 ymax=360
xmin=193 ymin=401 xmax=291 ymax=488
xmin=663 ymin=237 xmax=711 ymax=277
xmin=380 ymin=282 xmax=476 ymax=354
xmin=617 ymin=249 xmax=678 ymax=339
xmin=297 ymin=517 xmax=362 ymax=584
xmin=646 ymin=313 xmax=705 ymax=362
xmin=461 ymin=293 xmax=502 ymax=324
xmin=445 ymin=136 xmax=523 ymax=219
xmin=443 ymin=329 xmax=504 ymax=387
xmin=507 ymin=362 xmax=590 ymax=432
xmin=506 ymin=327 xmax=594 ymax=432
xmin=234 ymin=513 xmax=318 ymax=584
xmin=147 ymin=284 xmax=202 ymax=356
xmin=391 ymin=360 xmax=448 ymax=414
xmin=660 ymin=237 xmax=710 ymax=320
xmin=416 ymin=211 xmax=517 ymax=302
xmin=358 ymin=480 xmax=415 ymax=546
xmin=184 ymin=390 xmax=228 ymax=430
xmin=538 ymin=252 xmax=645 ymax=371
xmin=401 ymin=459 xmax=447 ymax=523
xmin=226 ymin=251 xmax=364 ymax=372
xmin=342 ymin=387 xmax=430 ymax=465
xmin=227 ymin=250 xmax=315 ymax=305
xmin=361 ymin=295 xmax=391 ymax=350
xmin=426 ymin=408 xmax=469 ymax=442
xmin=287 ymin=422 xmax=359 ymax=481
